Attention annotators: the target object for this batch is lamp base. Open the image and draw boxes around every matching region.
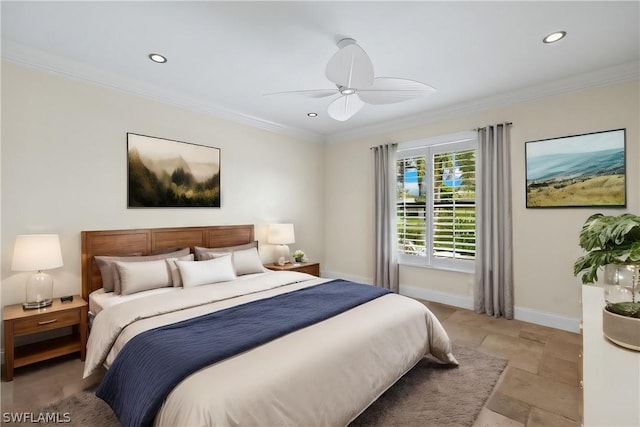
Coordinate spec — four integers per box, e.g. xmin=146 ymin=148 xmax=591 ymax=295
xmin=23 ymin=298 xmax=53 ymax=310
xmin=24 ymin=271 xmax=54 ymax=310
xmin=274 ymin=244 xmax=291 ymax=263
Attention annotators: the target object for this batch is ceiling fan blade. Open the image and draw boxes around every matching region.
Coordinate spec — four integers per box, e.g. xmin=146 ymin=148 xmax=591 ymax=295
xmin=263 ymin=89 xmax=338 ymax=98
xmin=327 ymin=95 xmax=365 ymax=121
xmin=325 ymin=40 xmax=374 ymax=89
xmin=357 ymin=77 xmax=436 ymax=105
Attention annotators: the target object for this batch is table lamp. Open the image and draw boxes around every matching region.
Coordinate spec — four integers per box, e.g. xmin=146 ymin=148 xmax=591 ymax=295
xmin=268 ymin=224 xmax=295 ymax=263
xmin=11 ymin=234 xmax=63 ymax=309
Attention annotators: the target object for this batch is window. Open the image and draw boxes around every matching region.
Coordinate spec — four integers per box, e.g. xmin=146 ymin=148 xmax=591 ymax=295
xmin=396 ymin=132 xmax=477 ymax=272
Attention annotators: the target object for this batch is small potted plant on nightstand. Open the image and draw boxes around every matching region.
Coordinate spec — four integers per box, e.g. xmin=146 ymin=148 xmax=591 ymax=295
xmin=574 ymin=213 xmax=640 ymax=351
xmin=293 ymin=250 xmax=305 ymax=263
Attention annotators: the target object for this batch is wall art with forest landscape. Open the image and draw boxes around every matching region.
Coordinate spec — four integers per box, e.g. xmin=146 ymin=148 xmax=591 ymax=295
xmin=525 ymin=128 xmax=625 ymax=208
xmin=127 ymin=133 xmax=221 ymax=208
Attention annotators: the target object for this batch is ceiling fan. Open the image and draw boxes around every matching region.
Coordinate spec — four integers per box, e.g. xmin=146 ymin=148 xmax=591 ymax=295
xmin=267 ymin=38 xmax=436 ymax=122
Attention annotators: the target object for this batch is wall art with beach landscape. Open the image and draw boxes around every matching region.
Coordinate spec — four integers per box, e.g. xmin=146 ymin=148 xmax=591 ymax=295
xmin=525 ymin=128 xmax=625 ymax=208
xmin=127 ymin=133 xmax=221 ymax=208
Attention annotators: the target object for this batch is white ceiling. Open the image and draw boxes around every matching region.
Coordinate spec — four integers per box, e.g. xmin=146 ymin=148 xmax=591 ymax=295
xmin=2 ymin=1 xmax=639 ymax=143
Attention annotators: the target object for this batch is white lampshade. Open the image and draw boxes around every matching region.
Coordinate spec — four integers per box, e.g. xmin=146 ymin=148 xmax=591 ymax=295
xmin=268 ymin=224 xmax=295 ymax=263
xmin=267 ymin=224 xmax=295 ymax=245
xmin=12 ymin=234 xmax=63 ymax=271
xmin=12 ymin=234 xmax=63 ymax=309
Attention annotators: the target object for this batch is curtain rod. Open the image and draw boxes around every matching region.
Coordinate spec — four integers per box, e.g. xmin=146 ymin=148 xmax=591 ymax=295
xmin=370 ymin=123 xmax=513 ymax=149
xmin=474 ymin=122 xmax=513 ymax=131
xmin=369 ymin=143 xmax=398 ymax=150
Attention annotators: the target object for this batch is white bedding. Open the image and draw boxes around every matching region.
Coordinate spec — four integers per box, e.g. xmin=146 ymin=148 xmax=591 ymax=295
xmin=85 ymin=271 xmax=457 ymax=427
xmin=89 ymin=287 xmax=177 ymax=316
xmin=88 ymin=272 xmax=271 ymax=316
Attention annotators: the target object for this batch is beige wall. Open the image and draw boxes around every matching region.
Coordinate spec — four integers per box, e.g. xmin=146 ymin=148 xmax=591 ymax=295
xmin=324 ymin=80 xmax=639 ymax=330
xmin=2 ymin=59 xmax=638 ymax=333
xmin=1 ymin=62 xmax=325 ymax=306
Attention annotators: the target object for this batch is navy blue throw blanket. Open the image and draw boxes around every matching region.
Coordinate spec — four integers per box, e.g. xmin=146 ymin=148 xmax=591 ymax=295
xmin=96 ymin=279 xmax=390 ymax=427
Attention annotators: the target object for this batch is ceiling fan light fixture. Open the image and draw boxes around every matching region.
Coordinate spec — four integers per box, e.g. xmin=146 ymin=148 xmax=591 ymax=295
xmin=543 ymin=31 xmax=566 ymax=44
xmin=267 ymin=37 xmax=435 ymax=122
xmin=337 ymin=38 xmax=357 ymax=49
xmin=148 ymin=53 xmax=167 ymax=63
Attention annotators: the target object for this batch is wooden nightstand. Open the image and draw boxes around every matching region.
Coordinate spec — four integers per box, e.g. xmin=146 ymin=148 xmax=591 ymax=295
xmin=265 ymin=262 xmax=320 ymax=277
xmin=3 ymin=295 xmax=87 ymax=381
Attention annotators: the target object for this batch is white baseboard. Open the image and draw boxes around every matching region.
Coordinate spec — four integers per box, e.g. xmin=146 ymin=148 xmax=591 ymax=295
xmin=400 ymin=284 xmax=474 ymax=310
xmin=514 ymin=306 xmax=580 ymax=333
xmin=322 ymin=269 xmax=373 ymax=285
xmin=401 ymin=284 xmax=579 ymax=333
xmin=325 ymin=272 xmax=580 ymax=333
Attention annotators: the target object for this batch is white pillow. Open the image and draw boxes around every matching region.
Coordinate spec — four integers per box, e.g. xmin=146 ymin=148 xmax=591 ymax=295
xmin=199 ymin=252 xmax=231 ymax=261
xmin=98 ymin=247 xmax=190 ymax=294
xmin=231 ymin=247 xmax=267 ymax=275
xmin=177 ymin=255 xmax=236 ymax=288
xmin=194 ymin=241 xmax=258 ymax=261
xmin=165 ymin=254 xmax=195 ymax=287
xmin=94 ymin=253 xmax=142 ymax=292
xmin=114 ymin=260 xmax=172 ymax=295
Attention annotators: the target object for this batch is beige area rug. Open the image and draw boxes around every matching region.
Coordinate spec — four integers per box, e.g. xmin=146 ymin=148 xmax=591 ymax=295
xmin=32 ymin=344 xmax=505 ymax=427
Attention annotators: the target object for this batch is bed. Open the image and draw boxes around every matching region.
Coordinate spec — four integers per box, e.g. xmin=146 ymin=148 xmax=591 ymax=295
xmin=81 ymin=225 xmax=457 ymax=427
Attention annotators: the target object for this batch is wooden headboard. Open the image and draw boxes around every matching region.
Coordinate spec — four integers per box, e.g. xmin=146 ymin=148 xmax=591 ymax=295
xmin=81 ymin=224 xmax=254 ymax=301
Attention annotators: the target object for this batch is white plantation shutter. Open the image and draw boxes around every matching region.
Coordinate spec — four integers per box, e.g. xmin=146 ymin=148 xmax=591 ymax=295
xmin=396 ymin=132 xmax=476 ymax=271
xmin=432 ymin=148 xmax=476 ymax=260
xmin=397 ymin=155 xmax=427 ymax=256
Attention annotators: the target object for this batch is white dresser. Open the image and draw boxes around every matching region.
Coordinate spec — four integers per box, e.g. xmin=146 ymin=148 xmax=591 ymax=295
xmin=582 ymin=285 xmax=640 ymax=427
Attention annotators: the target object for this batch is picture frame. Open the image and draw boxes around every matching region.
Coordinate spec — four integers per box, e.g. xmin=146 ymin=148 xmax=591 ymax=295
xmin=127 ymin=133 xmax=221 ymax=208
xmin=525 ymin=128 xmax=626 ymax=208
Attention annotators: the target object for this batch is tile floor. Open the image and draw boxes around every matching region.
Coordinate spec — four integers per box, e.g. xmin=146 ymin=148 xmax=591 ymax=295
xmin=1 ymin=300 xmax=583 ymax=426
xmin=423 ymin=301 xmax=583 ymax=427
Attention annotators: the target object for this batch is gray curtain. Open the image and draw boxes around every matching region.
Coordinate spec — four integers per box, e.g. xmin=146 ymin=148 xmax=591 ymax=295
xmin=373 ymin=144 xmax=399 ymax=292
xmin=475 ymin=123 xmax=514 ymax=318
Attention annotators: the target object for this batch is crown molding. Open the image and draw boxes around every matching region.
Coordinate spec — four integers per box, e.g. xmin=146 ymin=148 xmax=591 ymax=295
xmin=3 ymin=40 xmax=637 ymax=145
xmin=325 ymin=61 xmax=640 ymax=144
xmin=1 ymin=40 xmax=325 ymax=144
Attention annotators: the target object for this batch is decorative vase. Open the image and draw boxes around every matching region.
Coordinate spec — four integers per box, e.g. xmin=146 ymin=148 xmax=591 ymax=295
xmin=294 ymin=257 xmax=303 ymax=263
xmin=602 ymin=263 xmax=640 ymax=352
xmin=602 ymin=308 xmax=640 ymax=351
xmin=603 ymin=264 xmax=640 ymax=304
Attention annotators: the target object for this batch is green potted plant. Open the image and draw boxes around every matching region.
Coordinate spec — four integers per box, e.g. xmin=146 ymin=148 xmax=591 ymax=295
xmin=574 ymin=213 xmax=640 ymax=350
xmin=293 ymin=250 xmax=305 ymax=263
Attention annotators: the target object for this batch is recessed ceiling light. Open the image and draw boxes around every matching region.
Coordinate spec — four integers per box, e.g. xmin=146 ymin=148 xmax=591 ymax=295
xmin=307 ymin=112 xmax=318 ymax=117
xmin=148 ymin=53 xmax=167 ymax=63
xmin=543 ymin=31 xmax=566 ymax=44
